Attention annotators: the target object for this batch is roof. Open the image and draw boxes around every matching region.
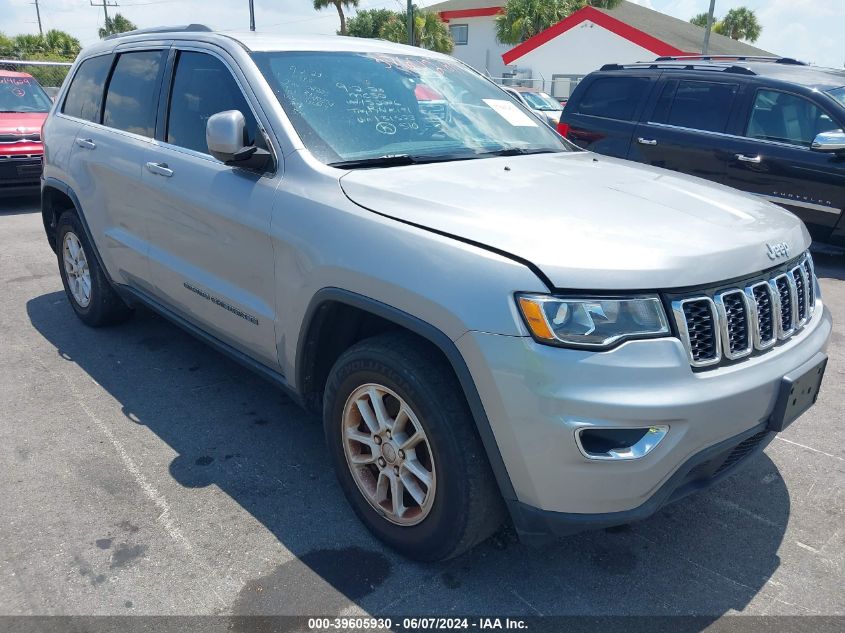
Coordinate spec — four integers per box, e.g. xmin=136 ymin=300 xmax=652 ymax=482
xmin=427 ymin=0 xmax=502 ymax=14
xmin=503 ymin=1 xmax=774 ymax=65
xmin=0 ymin=70 xmax=35 ymax=79
xmin=595 ymin=1 xmax=773 ymax=57
xmin=79 ymin=29 xmax=449 ymax=58
xmin=734 ymin=61 xmax=845 ymax=90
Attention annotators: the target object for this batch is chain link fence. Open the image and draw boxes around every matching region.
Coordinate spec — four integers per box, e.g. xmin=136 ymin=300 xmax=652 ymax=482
xmin=1 ymin=59 xmax=74 ymax=99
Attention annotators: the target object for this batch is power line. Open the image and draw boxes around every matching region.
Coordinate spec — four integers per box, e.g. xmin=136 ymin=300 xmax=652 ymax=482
xmin=90 ymin=0 xmax=119 ymax=26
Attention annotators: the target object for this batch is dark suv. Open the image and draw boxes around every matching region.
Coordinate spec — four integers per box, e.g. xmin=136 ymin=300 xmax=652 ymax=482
xmin=559 ymin=56 xmax=845 ymax=245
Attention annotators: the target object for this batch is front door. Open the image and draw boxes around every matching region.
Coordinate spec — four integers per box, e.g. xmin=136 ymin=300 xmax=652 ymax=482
xmin=140 ymin=48 xmax=280 ymax=369
xmin=724 ymin=88 xmax=845 ymax=241
xmin=628 ymin=78 xmax=741 ymax=182
xmin=67 ymin=50 xmax=167 ymax=290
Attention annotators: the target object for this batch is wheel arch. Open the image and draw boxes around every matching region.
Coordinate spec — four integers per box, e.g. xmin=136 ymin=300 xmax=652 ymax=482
xmin=41 ymin=177 xmax=113 ymax=284
xmin=296 ymin=287 xmax=517 ymax=504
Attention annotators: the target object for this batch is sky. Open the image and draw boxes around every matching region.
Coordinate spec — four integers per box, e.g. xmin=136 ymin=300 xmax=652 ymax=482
xmin=2 ymin=0 xmax=843 ymax=69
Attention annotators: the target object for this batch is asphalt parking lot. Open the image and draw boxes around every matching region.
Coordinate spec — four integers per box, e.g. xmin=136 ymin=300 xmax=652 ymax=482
xmin=1 ymin=194 xmax=843 ymax=624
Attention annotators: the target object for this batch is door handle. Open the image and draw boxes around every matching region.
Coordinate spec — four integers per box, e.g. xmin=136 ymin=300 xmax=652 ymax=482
xmin=735 ymin=154 xmax=762 ymax=164
xmin=145 ymin=161 xmax=173 ymax=177
xmin=75 ymin=138 xmax=96 ymax=150
xmin=637 ymin=137 xmax=658 ymax=145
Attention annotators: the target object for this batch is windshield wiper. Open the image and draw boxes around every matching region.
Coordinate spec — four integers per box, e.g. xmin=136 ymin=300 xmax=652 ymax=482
xmin=328 ymin=153 xmax=479 ymax=169
xmin=479 ymin=147 xmax=561 ymax=157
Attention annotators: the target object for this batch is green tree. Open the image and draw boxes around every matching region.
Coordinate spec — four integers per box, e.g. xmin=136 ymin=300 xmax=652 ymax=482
xmin=98 ymin=13 xmax=137 ymax=39
xmin=347 ymin=8 xmax=396 ymax=38
xmin=380 ymin=8 xmax=454 ymax=53
xmin=313 ymin=0 xmax=360 ymax=36
xmin=495 ymin=0 xmax=621 ymax=45
xmin=719 ymin=7 xmax=762 ymax=42
xmin=689 ymin=12 xmax=713 ymax=28
xmin=0 ymin=29 xmax=80 ymax=60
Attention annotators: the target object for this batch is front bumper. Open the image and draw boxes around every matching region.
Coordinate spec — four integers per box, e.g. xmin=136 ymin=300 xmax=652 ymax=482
xmin=456 ymin=302 xmax=832 ymax=536
xmin=0 ymin=154 xmax=43 ymax=194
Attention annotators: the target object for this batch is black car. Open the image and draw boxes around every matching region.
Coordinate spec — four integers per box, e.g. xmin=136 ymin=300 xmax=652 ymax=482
xmin=558 ymin=56 xmax=845 ymax=245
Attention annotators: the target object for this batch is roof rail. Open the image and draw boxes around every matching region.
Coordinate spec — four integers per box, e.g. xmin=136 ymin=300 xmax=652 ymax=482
xmin=600 ymin=62 xmax=756 ymax=76
xmin=654 ymin=55 xmax=806 ymax=66
xmin=104 ymin=24 xmax=212 ymax=41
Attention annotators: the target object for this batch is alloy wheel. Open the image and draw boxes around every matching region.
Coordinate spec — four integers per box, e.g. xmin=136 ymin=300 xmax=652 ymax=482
xmin=341 ymin=383 xmax=437 ymax=526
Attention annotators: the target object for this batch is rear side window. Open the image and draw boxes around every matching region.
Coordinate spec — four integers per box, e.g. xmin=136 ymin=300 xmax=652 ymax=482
xmin=166 ymin=51 xmax=258 ymax=154
xmin=103 ymin=50 xmax=166 ymax=137
xmin=575 ymin=76 xmax=650 ymax=121
xmin=662 ymin=80 xmax=738 ymax=133
xmin=62 ymin=55 xmax=113 ymax=122
xmin=746 ymin=89 xmax=839 ymax=147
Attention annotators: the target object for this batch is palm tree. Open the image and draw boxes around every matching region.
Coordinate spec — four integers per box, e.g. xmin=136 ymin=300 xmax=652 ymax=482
xmin=0 ymin=30 xmax=80 ymax=60
xmin=313 ymin=0 xmax=360 ymax=36
xmin=495 ymin=0 xmax=620 ymax=45
xmin=98 ymin=13 xmax=137 ymax=39
xmin=43 ymin=29 xmax=82 ymax=58
xmin=380 ymin=8 xmax=454 ymax=53
xmin=689 ymin=12 xmax=712 ymax=28
xmin=719 ymin=7 xmax=762 ymax=42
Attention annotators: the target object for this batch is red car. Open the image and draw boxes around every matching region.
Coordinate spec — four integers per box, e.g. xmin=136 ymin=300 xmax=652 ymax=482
xmin=0 ymin=71 xmax=52 ymax=195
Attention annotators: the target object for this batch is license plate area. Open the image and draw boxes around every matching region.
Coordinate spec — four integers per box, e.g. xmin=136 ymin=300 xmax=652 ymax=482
xmin=769 ymin=353 xmax=827 ymax=432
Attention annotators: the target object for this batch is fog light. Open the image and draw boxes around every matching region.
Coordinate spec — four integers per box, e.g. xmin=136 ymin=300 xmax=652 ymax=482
xmin=576 ymin=425 xmax=668 ymax=460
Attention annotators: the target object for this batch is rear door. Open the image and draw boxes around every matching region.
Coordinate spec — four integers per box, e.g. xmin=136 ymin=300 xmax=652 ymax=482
xmin=562 ymin=74 xmax=655 ymax=158
xmin=141 ymin=47 xmax=280 ymax=368
xmin=628 ymin=77 xmax=742 ymax=182
xmin=66 ymin=47 xmax=167 ymax=290
xmin=724 ymin=87 xmax=845 ymax=241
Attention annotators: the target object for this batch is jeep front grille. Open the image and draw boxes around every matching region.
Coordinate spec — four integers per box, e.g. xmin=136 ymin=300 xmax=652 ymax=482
xmin=672 ymin=253 xmax=817 ymax=368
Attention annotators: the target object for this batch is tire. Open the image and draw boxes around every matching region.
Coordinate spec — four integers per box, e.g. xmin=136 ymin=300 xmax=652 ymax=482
xmin=323 ymin=332 xmax=505 ymax=561
xmin=56 ymin=210 xmax=132 ymax=327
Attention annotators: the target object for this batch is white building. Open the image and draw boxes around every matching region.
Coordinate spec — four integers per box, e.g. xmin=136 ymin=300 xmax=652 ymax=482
xmin=431 ymin=0 xmax=775 ymax=99
xmin=428 ymin=0 xmax=511 ymax=78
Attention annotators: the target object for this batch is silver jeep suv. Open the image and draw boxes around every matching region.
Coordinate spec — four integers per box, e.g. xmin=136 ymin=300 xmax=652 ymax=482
xmin=41 ymin=26 xmax=832 ymax=561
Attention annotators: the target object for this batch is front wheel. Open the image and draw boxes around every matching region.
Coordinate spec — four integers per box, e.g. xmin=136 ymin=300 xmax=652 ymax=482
xmin=56 ymin=210 xmax=132 ymax=327
xmin=323 ymin=333 xmax=505 ymax=561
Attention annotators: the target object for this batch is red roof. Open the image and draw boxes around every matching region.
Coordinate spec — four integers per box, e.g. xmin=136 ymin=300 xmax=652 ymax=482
xmin=0 ymin=70 xmax=35 ymax=79
xmin=502 ymin=5 xmax=686 ymax=66
xmin=439 ymin=7 xmax=502 ymax=20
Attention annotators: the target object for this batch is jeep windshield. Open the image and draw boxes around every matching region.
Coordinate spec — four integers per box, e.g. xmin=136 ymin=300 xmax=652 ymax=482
xmin=252 ymin=51 xmax=572 ymax=167
xmin=0 ymin=76 xmax=52 ymax=113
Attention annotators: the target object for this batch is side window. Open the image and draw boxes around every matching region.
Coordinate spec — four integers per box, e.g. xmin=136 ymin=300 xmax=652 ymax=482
xmin=574 ymin=77 xmax=650 ymax=121
xmin=746 ymin=89 xmax=839 ymax=147
xmin=449 ymin=24 xmax=468 ymax=46
xmin=62 ymin=55 xmax=113 ymax=122
xmin=664 ymin=80 xmax=738 ymax=133
xmin=166 ymin=51 xmax=258 ymax=154
xmin=649 ymin=80 xmax=677 ymax=123
xmin=103 ymin=50 xmax=166 ymax=137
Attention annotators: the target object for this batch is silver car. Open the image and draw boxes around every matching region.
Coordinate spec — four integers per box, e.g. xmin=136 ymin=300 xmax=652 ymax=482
xmin=41 ymin=26 xmax=832 ymax=561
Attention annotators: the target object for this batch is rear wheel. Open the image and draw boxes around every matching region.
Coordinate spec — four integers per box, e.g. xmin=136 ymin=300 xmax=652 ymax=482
xmin=323 ymin=332 xmax=505 ymax=561
xmin=56 ymin=211 xmax=132 ymax=327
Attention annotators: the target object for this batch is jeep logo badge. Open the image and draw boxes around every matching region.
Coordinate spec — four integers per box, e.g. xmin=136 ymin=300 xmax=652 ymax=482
xmin=766 ymin=242 xmax=790 ymax=260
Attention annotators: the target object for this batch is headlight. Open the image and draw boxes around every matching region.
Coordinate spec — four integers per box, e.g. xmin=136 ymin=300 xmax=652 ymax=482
xmin=516 ymin=293 xmax=670 ymax=348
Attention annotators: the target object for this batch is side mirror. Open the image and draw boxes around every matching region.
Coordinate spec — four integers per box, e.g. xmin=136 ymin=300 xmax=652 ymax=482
xmin=206 ymin=110 xmax=272 ymax=171
xmin=811 ymin=130 xmax=845 ymax=153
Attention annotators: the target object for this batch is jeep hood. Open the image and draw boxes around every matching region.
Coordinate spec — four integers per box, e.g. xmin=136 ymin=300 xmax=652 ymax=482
xmin=339 ymin=152 xmax=810 ymax=290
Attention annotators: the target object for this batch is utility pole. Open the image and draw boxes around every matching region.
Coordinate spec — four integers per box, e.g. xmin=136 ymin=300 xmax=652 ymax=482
xmin=407 ymin=0 xmax=413 ymax=46
xmin=702 ymin=0 xmax=716 ymax=55
xmin=249 ymin=0 xmax=256 ymax=31
xmin=33 ymin=0 xmax=43 ymax=36
xmin=90 ymin=0 xmax=118 ymax=29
